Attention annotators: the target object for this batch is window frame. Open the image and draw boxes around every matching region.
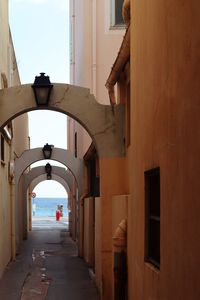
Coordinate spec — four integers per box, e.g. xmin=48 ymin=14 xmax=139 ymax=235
xmin=110 ymin=0 xmax=125 ymax=29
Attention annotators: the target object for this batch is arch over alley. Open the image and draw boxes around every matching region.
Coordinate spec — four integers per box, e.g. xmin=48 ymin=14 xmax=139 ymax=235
xmin=15 ymin=147 xmax=83 ymax=192
xmin=15 ymin=147 xmax=81 ymax=242
xmin=30 ymin=174 xmax=69 ymax=195
xmin=0 ymin=83 xmax=125 ymax=157
xmin=22 ymin=168 xmax=72 ymax=239
xmin=23 ymin=165 xmax=73 ymax=195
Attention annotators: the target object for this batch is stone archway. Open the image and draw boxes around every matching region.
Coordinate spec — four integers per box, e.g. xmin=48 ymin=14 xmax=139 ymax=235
xmin=23 ymin=165 xmax=73 ymax=195
xmin=15 ymin=147 xmax=81 ymax=243
xmin=0 ymin=83 xmax=126 ymax=296
xmin=30 ymin=174 xmax=69 ymax=195
xmin=22 ymin=173 xmax=72 ymax=239
xmin=15 ymin=147 xmax=83 ymax=192
xmin=21 ymin=167 xmax=73 ymax=239
xmin=23 ymin=166 xmax=73 ymax=235
xmin=0 ymin=83 xmax=125 ymax=157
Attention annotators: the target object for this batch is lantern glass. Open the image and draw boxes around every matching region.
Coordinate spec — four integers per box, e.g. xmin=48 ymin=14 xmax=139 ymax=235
xmin=34 ymin=87 xmax=50 ymax=105
xmin=45 ymin=163 xmax=52 ymax=174
xmin=32 ymin=73 xmax=53 ymax=106
xmin=47 ymin=174 xmax=52 ymax=180
xmin=43 ymin=143 xmax=53 ymax=159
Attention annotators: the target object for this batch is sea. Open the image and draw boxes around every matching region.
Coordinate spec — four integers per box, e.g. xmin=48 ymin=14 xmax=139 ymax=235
xmin=32 ymin=197 xmax=68 ymax=217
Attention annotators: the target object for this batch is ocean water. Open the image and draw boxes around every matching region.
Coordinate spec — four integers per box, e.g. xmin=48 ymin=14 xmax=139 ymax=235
xmin=32 ymin=197 xmax=68 ymax=217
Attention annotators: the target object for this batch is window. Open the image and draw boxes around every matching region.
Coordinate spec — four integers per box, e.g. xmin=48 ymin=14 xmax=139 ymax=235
xmin=145 ymin=167 xmax=160 ymax=268
xmin=1 ymin=135 xmax=5 ymax=162
xmin=88 ymin=157 xmax=100 ymax=197
xmin=111 ymin=0 xmax=124 ymax=27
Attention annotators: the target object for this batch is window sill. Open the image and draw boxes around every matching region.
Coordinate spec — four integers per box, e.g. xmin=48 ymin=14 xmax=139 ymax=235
xmin=109 ymin=24 xmax=126 ymax=31
xmin=145 ymin=261 xmax=160 ymax=274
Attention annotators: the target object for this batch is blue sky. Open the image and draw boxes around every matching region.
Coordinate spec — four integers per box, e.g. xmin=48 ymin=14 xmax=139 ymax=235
xmin=9 ymin=0 xmax=70 ymax=198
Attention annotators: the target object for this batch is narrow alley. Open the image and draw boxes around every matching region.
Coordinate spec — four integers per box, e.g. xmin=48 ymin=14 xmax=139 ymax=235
xmin=0 ymin=220 xmax=99 ymax=300
xmin=1 ymin=0 xmax=200 ymax=299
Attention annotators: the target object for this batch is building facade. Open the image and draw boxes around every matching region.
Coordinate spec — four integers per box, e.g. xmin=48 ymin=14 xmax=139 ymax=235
xmin=0 ymin=0 xmax=29 ymax=278
xmin=68 ymin=0 xmax=200 ymax=299
xmin=128 ymin=1 xmax=200 ymax=299
xmin=68 ymin=0 xmax=129 ymax=299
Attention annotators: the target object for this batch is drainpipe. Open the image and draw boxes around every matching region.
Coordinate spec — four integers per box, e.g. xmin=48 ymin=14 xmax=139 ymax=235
xmin=113 ymin=219 xmax=127 ymax=300
xmin=70 ymin=0 xmax=75 ymax=84
xmin=92 ymin=0 xmax=97 ymax=97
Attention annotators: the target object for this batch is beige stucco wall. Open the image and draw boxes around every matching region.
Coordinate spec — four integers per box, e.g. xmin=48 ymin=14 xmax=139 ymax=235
xmin=112 ymin=195 xmax=128 ymax=299
xmin=68 ymin=2 xmax=127 ymax=297
xmin=0 ymin=0 xmax=13 ymax=277
xmin=129 ymin=0 xmax=200 ymax=299
xmin=0 ymin=0 xmax=9 ymax=82
xmin=0 ymin=1 xmax=29 ymax=277
xmin=83 ymin=197 xmax=94 ymax=266
xmin=0 ymin=141 xmax=11 ymax=278
xmin=68 ymin=0 xmax=125 ymax=157
xmin=95 ymin=197 xmax=102 ymax=292
xmin=9 ymin=33 xmax=29 ymax=157
xmin=13 ymin=114 xmax=29 ymax=157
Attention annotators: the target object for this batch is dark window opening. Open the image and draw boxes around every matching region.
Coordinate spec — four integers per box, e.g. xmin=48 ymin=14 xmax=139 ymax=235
xmin=88 ymin=157 xmax=100 ymax=197
xmin=74 ymin=132 xmax=77 ymax=158
xmin=115 ymin=0 xmax=124 ymax=25
xmin=145 ymin=167 xmax=160 ymax=268
xmin=1 ymin=135 xmax=5 ymax=162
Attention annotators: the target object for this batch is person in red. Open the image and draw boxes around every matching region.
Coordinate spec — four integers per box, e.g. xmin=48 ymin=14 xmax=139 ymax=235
xmin=56 ymin=206 xmax=60 ymax=221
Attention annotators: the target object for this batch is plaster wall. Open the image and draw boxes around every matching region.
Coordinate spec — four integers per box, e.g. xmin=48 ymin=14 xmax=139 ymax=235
xmin=112 ymin=195 xmax=128 ymax=236
xmin=0 ymin=142 xmax=11 ymax=278
xmin=112 ymin=194 xmax=128 ymax=299
xmin=95 ymin=0 xmax=125 ymax=104
xmin=13 ymin=114 xmax=29 ymax=157
xmin=129 ymin=0 xmax=200 ymax=299
xmin=0 ymin=0 xmax=29 ymax=276
xmin=0 ymin=0 xmax=9 ymax=80
xmin=99 ymin=157 xmax=127 ymax=299
xmin=68 ymin=0 xmax=125 ymax=158
xmin=83 ymin=197 xmax=94 ymax=266
xmin=95 ymin=197 xmax=102 ymax=292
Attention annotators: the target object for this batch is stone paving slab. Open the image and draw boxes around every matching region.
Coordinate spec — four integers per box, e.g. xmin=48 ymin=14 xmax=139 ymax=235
xmin=0 ymin=218 xmax=100 ymax=300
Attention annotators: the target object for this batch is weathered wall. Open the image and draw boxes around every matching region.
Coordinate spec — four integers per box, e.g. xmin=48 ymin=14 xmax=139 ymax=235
xmin=112 ymin=195 xmax=128 ymax=298
xmin=112 ymin=195 xmax=128 ymax=236
xmin=0 ymin=0 xmax=29 ymax=277
xmin=13 ymin=114 xmax=29 ymax=157
xmin=68 ymin=0 xmax=125 ymax=158
xmin=99 ymin=157 xmax=128 ymax=299
xmin=0 ymin=0 xmax=9 ymax=79
xmin=83 ymin=197 xmax=94 ymax=266
xmin=95 ymin=197 xmax=102 ymax=292
xmin=129 ymin=0 xmax=200 ymax=299
xmin=0 ymin=141 xmax=11 ymax=278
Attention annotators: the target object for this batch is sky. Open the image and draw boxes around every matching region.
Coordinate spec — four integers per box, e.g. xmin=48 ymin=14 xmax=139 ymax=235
xmin=9 ymin=0 xmax=70 ymax=198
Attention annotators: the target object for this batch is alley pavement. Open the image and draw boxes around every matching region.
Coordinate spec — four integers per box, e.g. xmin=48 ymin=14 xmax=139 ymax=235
xmin=0 ymin=218 xmax=100 ymax=300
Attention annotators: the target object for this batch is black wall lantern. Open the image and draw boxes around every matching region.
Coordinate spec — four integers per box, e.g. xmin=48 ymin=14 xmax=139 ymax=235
xmin=45 ymin=163 xmax=52 ymax=180
xmin=42 ymin=143 xmax=53 ymax=159
xmin=32 ymin=72 xmax=53 ymax=106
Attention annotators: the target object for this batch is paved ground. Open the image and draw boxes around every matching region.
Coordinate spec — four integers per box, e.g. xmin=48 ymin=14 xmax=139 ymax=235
xmin=0 ymin=218 xmax=100 ymax=300
xmin=32 ymin=216 xmax=69 ymax=230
